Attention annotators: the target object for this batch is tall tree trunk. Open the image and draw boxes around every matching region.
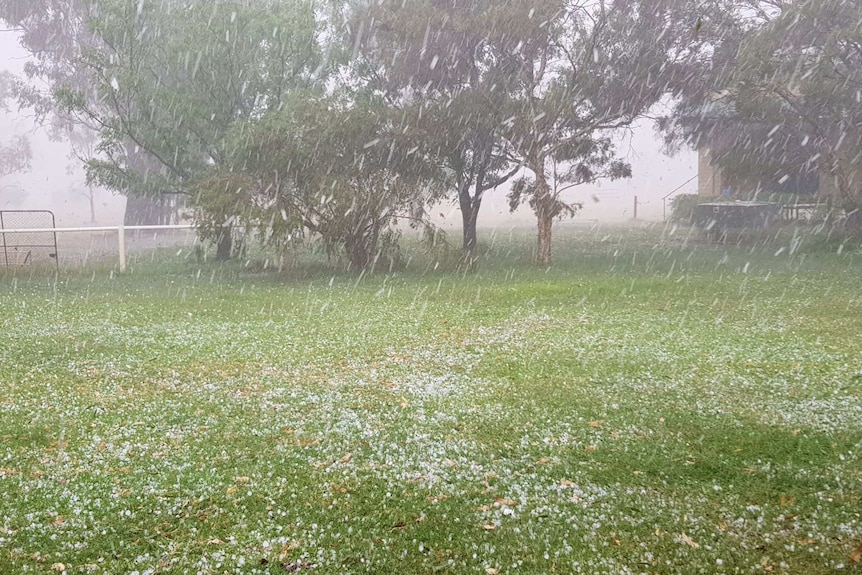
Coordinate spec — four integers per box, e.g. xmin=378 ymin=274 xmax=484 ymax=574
xmin=536 ymin=210 xmax=553 ymax=265
xmin=124 ymin=195 xmax=174 ymax=226
xmin=459 ymin=185 xmax=480 ymax=254
xmin=87 ymin=188 xmax=96 ymax=223
xmin=215 ymin=225 xmax=232 ymax=261
xmin=346 ymin=240 xmax=371 ymax=271
xmin=533 ymin=163 xmax=554 ymax=265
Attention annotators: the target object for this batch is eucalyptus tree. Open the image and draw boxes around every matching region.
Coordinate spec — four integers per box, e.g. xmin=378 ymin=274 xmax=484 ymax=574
xmin=353 ymin=0 xmax=523 ymax=255
xmin=0 ymin=0 xmax=165 ymax=222
xmin=477 ymin=0 xmax=720 ymax=264
xmin=59 ymin=0 xmax=325 ymax=255
xmin=1 ymin=0 xmax=330 ymax=250
xmin=194 ymin=91 xmax=444 ymax=270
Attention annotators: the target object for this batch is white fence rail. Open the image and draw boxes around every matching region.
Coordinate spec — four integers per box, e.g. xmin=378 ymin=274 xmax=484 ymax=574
xmin=0 ymin=224 xmax=195 ymax=272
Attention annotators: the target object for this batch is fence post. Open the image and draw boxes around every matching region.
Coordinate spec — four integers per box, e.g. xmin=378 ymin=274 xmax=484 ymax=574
xmin=118 ymin=224 xmax=127 ymax=273
xmin=0 ymin=211 xmax=6 ymax=267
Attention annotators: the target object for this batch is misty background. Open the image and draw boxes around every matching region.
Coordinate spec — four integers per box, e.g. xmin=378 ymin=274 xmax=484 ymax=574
xmin=1 ymin=29 xmax=697 ymax=229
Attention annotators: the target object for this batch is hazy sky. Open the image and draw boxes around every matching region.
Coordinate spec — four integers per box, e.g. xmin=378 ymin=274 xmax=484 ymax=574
xmin=1 ymin=29 xmax=697 ymax=228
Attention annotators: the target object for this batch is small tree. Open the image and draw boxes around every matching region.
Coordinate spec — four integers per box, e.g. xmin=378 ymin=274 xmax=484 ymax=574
xmin=196 ymin=93 xmax=443 ymax=270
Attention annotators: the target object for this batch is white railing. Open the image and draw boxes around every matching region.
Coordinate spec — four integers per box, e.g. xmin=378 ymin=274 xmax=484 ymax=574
xmin=0 ymin=224 xmax=195 ymax=272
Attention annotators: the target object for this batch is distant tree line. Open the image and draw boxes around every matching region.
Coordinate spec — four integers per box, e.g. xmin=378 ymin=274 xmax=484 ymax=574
xmin=0 ymin=71 xmax=32 ymax=190
xmin=0 ymin=0 xmax=859 ymax=267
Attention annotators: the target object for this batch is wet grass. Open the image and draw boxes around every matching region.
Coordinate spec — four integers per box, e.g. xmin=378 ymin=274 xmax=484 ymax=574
xmin=0 ymin=224 xmax=860 ymax=574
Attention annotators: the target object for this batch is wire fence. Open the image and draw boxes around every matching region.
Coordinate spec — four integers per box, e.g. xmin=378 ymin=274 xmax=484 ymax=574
xmin=0 ymin=220 xmax=199 ymax=272
xmin=0 ymin=211 xmax=59 ymax=268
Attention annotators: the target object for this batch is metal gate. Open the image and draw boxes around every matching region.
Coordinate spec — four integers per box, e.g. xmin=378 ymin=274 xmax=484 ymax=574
xmin=0 ymin=210 xmax=59 ymax=268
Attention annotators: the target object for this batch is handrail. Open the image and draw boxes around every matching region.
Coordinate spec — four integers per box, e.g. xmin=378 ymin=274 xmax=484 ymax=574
xmin=662 ymin=175 xmax=699 ymax=221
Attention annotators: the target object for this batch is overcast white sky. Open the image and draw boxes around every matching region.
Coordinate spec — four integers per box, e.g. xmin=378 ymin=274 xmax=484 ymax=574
xmin=1 ymin=29 xmax=697 ymax=227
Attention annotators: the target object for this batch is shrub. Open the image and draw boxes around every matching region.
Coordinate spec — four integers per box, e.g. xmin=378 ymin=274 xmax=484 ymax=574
xmin=669 ymin=193 xmax=703 ymax=223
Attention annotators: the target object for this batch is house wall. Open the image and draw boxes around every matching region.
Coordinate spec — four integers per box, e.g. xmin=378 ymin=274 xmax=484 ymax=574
xmin=697 ymin=149 xmax=723 ymax=197
xmin=819 ymin=171 xmax=841 ymax=201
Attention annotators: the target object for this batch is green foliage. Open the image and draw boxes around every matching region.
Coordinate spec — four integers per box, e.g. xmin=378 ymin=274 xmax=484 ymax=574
xmin=194 ymin=92 xmax=444 ymax=270
xmin=354 ymin=0 xmax=522 ymax=253
xmin=669 ymin=194 xmax=702 ymax=223
xmin=355 ymin=0 xmax=707 ymax=262
xmin=46 ymin=0 xmax=325 ymax=201
xmin=477 ymin=0 xmax=712 ymax=262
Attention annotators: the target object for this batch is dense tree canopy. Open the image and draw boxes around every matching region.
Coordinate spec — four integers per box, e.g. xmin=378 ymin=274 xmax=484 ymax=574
xmin=354 ymin=0 xmax=522 ymax=256
xmin=194 ymin=91 xmax=444 ymax=269
xmin=1 ymin=0 xmax=328 ymax=235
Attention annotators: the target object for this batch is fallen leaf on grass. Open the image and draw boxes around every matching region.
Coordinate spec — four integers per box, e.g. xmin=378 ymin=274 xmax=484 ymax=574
xmin=51 ymin=563 xmax=65 ymax=572
xmin=340 ymin=452 xmax=353 ymax=464
xmin=485 ymin=568 xmax=499 ymax=575
xmin=494 ymin=498 xmax=517 ymax=507
xmin=588 ymin=420 xmax=605 ymax=428
xmin=585 ymin=445 xmax=598 ymax=452
xmin=481 ymin=523 xmax=497 ymax=531
xmin=850 ymin=540 xmax=862 ymax=563
xmin=680 ymin=533 xmax=700 ymax=549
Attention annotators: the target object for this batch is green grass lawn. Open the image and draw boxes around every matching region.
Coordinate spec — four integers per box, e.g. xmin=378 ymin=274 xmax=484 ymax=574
xmin=1 ymin=224 xmax=860 ymax=574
